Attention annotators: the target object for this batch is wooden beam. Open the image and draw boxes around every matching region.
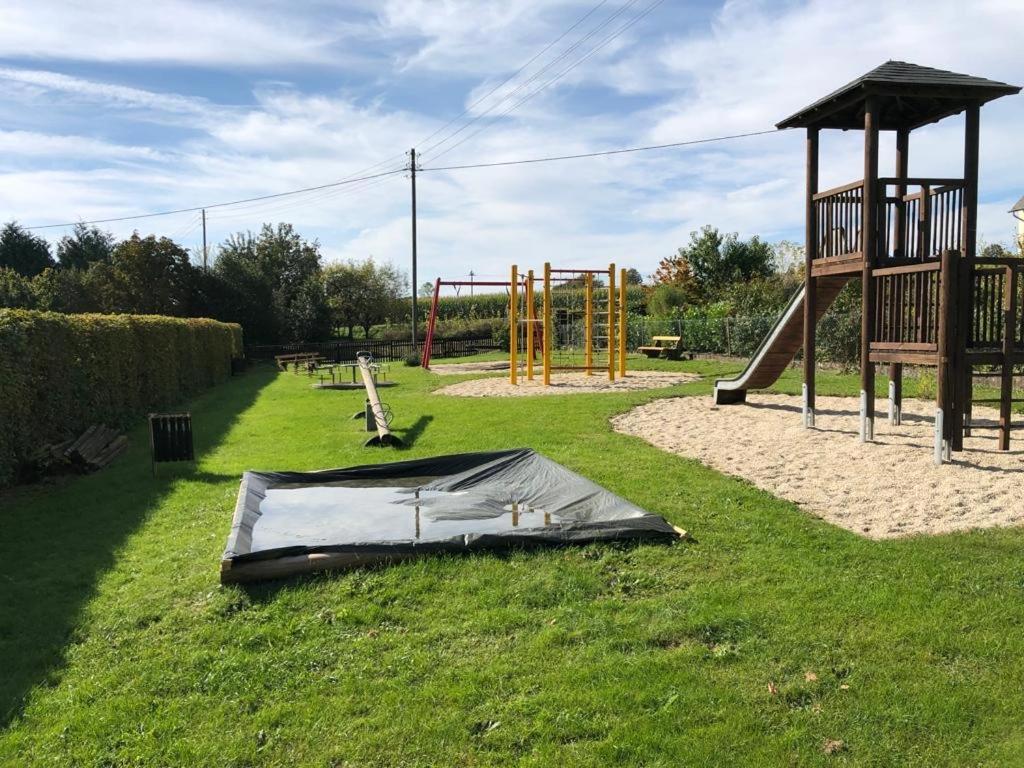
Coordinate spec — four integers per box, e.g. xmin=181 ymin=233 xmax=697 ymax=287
xmin=999 ymin=266 xmax=1018 ymax=450
xmin=869 ymin=352 xmax=939 ymax=366
xmin=804 ymin=127 xmax=819 ymax=427
xmin=811 ymin=253 xmax=863 ymax=277
xmin=888 ymin=127 xmax=910 ymax=425
xmin=861 ymin=95 xmax=879 ymax=441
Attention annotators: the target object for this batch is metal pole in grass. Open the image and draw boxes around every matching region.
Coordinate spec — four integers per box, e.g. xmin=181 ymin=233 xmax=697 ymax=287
xmin=510 ymin=264 xmax=518 ymax=385
xmin=543 ymin=262 xmax=552 ymax=386
xmin=619 ymin=267 xmax=627 ymax=377
xmin=607 ymin=263 xmax=616 ymax=381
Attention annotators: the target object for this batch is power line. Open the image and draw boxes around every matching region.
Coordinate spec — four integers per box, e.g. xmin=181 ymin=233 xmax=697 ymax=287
xmin=420 ymin=129 xmax=783 ymax=172
xmin=22 ymin=129 xmax=785 ymax=233
xmin=414 ymin=0 xmax=611 ymax=153
xmin=421 ymin=0 xmax=644 ymax=162
xmin=24 ymin=167 xmax=407 ymax=230
xmin=425 ymin=0 xmax=664 ymax=165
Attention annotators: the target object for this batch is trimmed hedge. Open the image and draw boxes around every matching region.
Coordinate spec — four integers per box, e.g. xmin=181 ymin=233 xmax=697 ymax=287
xmin=0 ymin=310 xmax=243 ymax=486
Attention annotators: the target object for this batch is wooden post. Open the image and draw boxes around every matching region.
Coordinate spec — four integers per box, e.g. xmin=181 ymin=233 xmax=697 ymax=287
xmin=999 ymin=266 xmax=1017 ymax=450
xmin=618 ymin=267 xmax=627 ymax=377
xmin=860 ymin=97 xmax=880 ymax=442
xmin=889 ymin=127 xmax=909 ymax=425
xmin=510 ymin=265 xmax=518 ymax=384
xmin=804 ymin=127 xmax=819 ymax=428
xmin=526 ymin=269 xmax=535 ymax=380
xmin=953 ymin=103 xmax=981 ymax=452
xmin=420 ymin=278 xmax=442 ymax=368
xmin=584 ymin=273 xmax=593 ymax=375
xmin=543 ymin=262 xmax=552 ymax=386
xmin=936 ymin=248 xmax=959 ymax=463
xmin=410 ymin=148 xmax=418 ymax=346
xmin=607 ymin=264 xmax=616 ymax=381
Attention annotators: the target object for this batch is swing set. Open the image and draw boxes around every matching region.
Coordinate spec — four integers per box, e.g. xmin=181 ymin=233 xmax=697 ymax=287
xmin=420 ymin=264 xmax=629 ymax=384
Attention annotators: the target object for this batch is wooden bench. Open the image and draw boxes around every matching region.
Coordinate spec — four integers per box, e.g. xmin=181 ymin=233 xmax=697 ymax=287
xmin=637 ymin=336 xmax=692 ymax=360
xmin=274 ymin=353 xmax=324 ymax=372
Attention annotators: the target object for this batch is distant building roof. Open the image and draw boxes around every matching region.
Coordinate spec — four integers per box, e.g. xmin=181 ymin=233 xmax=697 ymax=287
xmin=1012 ymin=195 xmax=1024 ymax=214
xmin=777 ymin=61 xmax=1020 ymax=131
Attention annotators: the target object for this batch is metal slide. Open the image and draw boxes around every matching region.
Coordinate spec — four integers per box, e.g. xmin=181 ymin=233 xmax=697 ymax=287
xmin=713 ymin=276 xmax=851 ymax=405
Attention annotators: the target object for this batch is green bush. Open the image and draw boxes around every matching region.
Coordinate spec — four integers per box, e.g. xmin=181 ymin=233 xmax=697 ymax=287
xmin=0 ymin=310 xmax=242 ymax=486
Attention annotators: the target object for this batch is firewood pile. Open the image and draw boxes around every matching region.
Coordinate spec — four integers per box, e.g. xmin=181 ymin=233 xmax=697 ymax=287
xmin=35 ymin=425 xmax=128 ymax=475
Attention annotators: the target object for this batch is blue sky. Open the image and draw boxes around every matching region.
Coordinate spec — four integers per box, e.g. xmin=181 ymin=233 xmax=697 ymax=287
xmin=0 ymin=0 xmax=1021 ymax=285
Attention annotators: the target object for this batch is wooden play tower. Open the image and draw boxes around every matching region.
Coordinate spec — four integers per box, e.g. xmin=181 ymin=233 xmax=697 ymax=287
xmin=716 ymin=62 xmax=1021 ymax=463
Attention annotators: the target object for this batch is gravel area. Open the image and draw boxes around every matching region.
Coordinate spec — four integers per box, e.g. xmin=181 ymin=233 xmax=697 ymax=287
xmin=612 ymin=394 xmax=1024 ymax=539
xmin=434 ymin=370 xmax=699 ymax=397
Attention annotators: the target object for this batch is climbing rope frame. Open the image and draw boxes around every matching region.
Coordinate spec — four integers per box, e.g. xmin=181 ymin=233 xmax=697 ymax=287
xmin=509 ymin=263 xmax=627 ymax=385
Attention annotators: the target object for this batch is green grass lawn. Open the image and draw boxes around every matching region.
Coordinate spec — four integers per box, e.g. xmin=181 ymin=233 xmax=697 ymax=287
xmin=2 ymin=356 xmax=1023 ymax=767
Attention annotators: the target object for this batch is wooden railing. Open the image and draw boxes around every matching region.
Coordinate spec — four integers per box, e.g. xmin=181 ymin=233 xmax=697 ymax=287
xmin=870 ymin=261 xmax=940 ymax=349
xmin=812 ymin=181 xmax=863 ymax=259
xmin=967 ymin=259 xmax=1024 ymax=351
xmin=869 ymin=254 xmax=1024 ymax=354
xmin=879 ymin=178 xmax=965 ymax=263
xmin=812 ymin=178 xmax=966 ymax=265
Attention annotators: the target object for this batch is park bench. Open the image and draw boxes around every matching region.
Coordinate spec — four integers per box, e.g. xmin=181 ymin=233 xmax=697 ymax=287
xmin=274 ymin=352 xmax=324 ymax=372
xmin=637 ymin=335 xmax=692 ymax=361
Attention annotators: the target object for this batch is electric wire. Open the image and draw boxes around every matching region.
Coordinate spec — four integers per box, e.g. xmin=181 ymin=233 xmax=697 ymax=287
xmin=414 ymin=0 xmax=613 ymax=156
xmin=420 ymin=0 xmax=644 ymax=161
xmin=24 ymin=167 xmax=407 ymax=230
xmin=424 ymin=0 xmax=665 ymax=164
xmin=421 ymin=128 xmax=781 ymax=172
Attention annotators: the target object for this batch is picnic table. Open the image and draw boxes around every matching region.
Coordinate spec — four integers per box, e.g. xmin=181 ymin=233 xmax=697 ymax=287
xmin=274 ymin=352 xmax=326 ymax=372
xmin=313 ymin=361 xmax=390 ymax=386
xmin=637 ymin=336 xmax=692 ymax=361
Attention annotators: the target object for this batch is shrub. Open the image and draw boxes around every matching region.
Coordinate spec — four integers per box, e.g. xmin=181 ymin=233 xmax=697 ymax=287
xmin=0 ymin=310 xmax=242 ymax=487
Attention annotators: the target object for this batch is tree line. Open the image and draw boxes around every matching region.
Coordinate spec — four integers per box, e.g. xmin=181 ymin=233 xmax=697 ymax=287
xmin=0 ymin=221 xmax=410 ymax=344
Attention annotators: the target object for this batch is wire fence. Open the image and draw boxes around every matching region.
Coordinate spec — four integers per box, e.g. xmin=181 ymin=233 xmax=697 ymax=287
xmin=247 ymin=311 xmax=864 ymax=368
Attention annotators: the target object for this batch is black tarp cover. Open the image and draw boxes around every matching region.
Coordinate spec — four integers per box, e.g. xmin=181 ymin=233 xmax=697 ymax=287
xmin=221 ymin=448 xmax=680 ymax=582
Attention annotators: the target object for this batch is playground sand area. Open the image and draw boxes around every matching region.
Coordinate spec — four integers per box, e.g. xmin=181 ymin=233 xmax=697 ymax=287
xmin=612 ymin=394 xmax=1024 ymax=539
xmin=429 ymin=361 xmax=510 ymax=375
xmin=435 ymin=370 xmax=698 ymax=397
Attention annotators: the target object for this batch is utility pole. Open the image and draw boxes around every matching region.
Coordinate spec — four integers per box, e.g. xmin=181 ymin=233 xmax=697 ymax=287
xmin=201 ymin=208 xmax=208 ymax=270
xmin=469 ymin=270 xmax=475 ymax=296
xmin=409 ymin=148 xmax=418 ymax=346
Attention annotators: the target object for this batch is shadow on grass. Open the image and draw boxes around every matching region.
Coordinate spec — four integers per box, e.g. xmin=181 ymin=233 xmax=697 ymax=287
xmin=395 ymin=415 xmax=434 ymax=450
xmin=0 ymin=367 xmax=274 ymax=727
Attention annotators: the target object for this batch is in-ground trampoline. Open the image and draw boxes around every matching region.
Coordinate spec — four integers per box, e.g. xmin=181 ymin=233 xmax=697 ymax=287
xmin=221 ymin=449 xmax=683 ymax=583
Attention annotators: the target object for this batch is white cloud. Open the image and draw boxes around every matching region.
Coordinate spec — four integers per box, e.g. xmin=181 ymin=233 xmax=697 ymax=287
xmin=0 ymin=0 xmax=1021 ymax=280
xmin=0 ymin=1 xmax=364 ymax=66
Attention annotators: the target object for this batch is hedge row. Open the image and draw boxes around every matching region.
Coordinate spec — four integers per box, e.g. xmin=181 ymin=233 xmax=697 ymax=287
xmin=413 ymin=285 xmax=649 ymax=322
xmin=0 ymin=310 xmax=243 ymax=486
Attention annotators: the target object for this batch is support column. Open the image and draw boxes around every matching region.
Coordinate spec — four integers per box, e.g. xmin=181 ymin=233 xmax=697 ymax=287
xmin=618 ymin=267 xmax=627 ymax=378
xmin=584 ymin=273 xmax=593 ymax=376
xmin=526 ymin=270 xmax=535 ymax=381
xmin=999 ymin=266 xmax=1017 ymax=450
xmin=953 ymin=103 xmax=981 ymax=452
xmin=510 ymin=265 xmax=518 ymax=385
xmin=607 ymin=264 xmax=616 ymax=382
xmin=543 ymin=262 xmax=552 ymax=386
xmin=889 ymin=127 xmax=909 ymax=426
xmin=860 ymin=97 xmax=880 ymax=442
xmin=803 ymin=128 xmax=819 ymax=428
xmin=936 ymin=247 xmax=959 ymax=464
